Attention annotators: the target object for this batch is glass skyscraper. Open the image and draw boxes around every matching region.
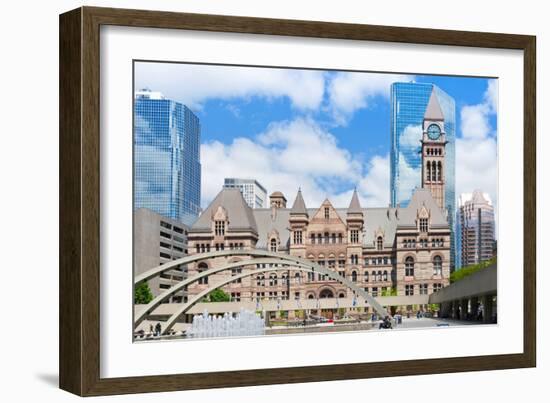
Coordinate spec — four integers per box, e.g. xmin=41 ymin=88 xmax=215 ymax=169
xmin=134 ymin=89 xmax=201 ymax=226
xmin=390 ymin=82 xmax=456 ymax=268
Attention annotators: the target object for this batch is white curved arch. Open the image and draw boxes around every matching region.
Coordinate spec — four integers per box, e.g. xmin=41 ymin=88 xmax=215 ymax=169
xmin=134 ymin=257 xmax=309 ymax=326
xmin=142 ymin=257 xmax=390 ymax=335
xmin=135 ymin=250 xmax=292 ymax=284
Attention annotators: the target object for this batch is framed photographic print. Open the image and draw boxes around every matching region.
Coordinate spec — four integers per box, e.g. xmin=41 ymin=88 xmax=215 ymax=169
xmin=59 ymin=6 xmax=536 ymax=396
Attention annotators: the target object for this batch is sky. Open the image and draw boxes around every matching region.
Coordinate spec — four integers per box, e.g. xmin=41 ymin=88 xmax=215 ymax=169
xmin=134 ymin=62 xmax=498 ymax=222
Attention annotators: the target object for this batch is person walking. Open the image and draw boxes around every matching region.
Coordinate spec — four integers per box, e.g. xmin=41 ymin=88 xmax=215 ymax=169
xmin=155 ymin=322 xmax=162 ymax=336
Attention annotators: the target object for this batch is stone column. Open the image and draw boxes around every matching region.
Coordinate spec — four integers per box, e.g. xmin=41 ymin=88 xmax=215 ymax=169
xmin=460 ymin=299 xmax=469 ymax=320
xmin=483 ymin=295 xmax=493 ymax=324
xmin=471 ymin=297 xmax=480 ymax=321
xmin=440 ymin=302 xmax=451 ymax=318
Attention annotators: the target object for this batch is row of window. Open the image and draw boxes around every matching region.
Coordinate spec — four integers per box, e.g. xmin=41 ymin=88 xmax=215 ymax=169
xmin=405 ymin=283 xmax=443 ymax=296
xmin=425 ymin=160 xmax=443 ymax=182
xmin=195 ymin=242 xmax=245 ymax=253
xmin=309 ymin=232 xmax=344 ymax=245
xmin=160 ymin=220 xmax=187 ymax=235
xmin=159 ymin=231 xmax=185 ymax=243
xmin=425 ymin=147 xmax=443 ymax=156
xmin=403 ymin=238 xmax=444 ymax=248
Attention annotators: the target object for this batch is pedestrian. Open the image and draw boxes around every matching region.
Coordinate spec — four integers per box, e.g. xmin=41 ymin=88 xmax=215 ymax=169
xmin=155 ymin=322 xmax=161 ymax=336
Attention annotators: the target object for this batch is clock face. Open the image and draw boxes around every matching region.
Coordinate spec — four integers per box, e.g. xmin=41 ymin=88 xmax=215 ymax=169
xmin=427 ymin=124 xmax=441 ymax=140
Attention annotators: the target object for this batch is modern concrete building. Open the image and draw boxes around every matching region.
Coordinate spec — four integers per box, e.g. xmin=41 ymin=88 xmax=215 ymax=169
xmin=223 ymin=178 xmax=268 ymax=209
xmin=457 ymin=190 xmax=496 ymax=268
xmin=134 ymin=208 xmax=190 ymax=301
xmin=390 ymin=83 xmax=457 ymax=269
xmin=134 ymin=89 xmax=201 ymax=226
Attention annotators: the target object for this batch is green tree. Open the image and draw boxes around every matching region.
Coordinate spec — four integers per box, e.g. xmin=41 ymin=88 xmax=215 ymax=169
xmin=381 ymin=287 xmax=397 ymax=297
xmin=134 ymin=281 xmax=153 ymax=304
xmin=451 ymin=257 xmax=497 ymax=283
xmin=205 ymin=288 xmax=231 ymax=302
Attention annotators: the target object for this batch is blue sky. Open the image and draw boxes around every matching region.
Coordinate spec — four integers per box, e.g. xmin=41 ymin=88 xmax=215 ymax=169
xmin=135 ymin=62 xmax=498 ymax=216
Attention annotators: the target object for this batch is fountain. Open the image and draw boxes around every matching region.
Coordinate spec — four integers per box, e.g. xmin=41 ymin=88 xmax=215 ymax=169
xmin=187 ymin=308 xmax=265 ymax=339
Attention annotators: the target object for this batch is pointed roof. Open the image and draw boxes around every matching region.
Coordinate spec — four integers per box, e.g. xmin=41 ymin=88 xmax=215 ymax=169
xmin=191 ymin=188 xmax=258 ymax=233
xmin=424 ymin=88 xmax=444 ymax=121
xmin=347 ymin=189 xmax=362 ymax=214
xmin=290 ymin=189 xmax=308 ymax=216
xmin=471 ymin=189 xmax=488 ymax=204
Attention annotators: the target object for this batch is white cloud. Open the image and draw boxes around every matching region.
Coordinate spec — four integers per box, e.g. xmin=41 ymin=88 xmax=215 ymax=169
xmin=135 ymin=62 xmax=326 ymax=111
xmin=400 ymin=124 xmax=423 ymax=149
xmin=396 ymin=153 xmax=421 ymax=204
xmin=327 ymin=72 xmax=414 ymax=124
xmin=200 ymin=118 xmax=388 ymax=210
xmin=456 ymin=80 xmax=498 ymax=233
xmin=358 ymin=154 xmax=391 ymax=208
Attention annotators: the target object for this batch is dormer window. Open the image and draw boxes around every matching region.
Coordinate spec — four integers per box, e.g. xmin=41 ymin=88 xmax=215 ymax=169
xmin=214 ymin=220 xmax=225 ymax=236
xmin=377 ymin=236 xmax=383 ymax=251
xmin=419 ymin=218 xmax=429 ymax=233
xmin=324 ymin=207 xmax=330 ymax=219
xmin=270 ymin=238 xmax=277 ymax=252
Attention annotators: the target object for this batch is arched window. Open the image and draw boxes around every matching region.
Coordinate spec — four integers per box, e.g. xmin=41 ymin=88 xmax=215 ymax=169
xmin=437 ymin=161 xmax=442 ymax=181
xmin=433 ymin=255 xmax=443 ymax=276
xmin=427 ymin=161 xmax=431 ymax=182
xmin=324 ymin=232 xmax=329 ymax=244
xmin=311 ymin=234 xmax=316 ymax=244
xmin=377 ymin=236 xmax=383 ymax=251
xmin=317 ymin=233 xmax=322 ymax=244
xmin=371 ymin=270 xmax=376 ymax=281
xmin=377 ymin=270 xmax=382 ymax=281
xmin=351 ymin=271 xmax=357 ymax=282
xmin=270 ymin=238 xmax=277 ymax=252
xmin=383 ymin=270 xmax=388 ymax=281
xmin=405 ymin=256 xmax=415 ymax=277
xmin=364 ymin=271 xmax=369 ymax=282
xmin=294 ymin=272 xmax=301 ymax=284
xmin=431 ymin=161 xmax=437 ymax=181
xmin=339 ymin=292 xmax=346 ymax=298
xmin=197 ymin=262 xmax=209 ymax=284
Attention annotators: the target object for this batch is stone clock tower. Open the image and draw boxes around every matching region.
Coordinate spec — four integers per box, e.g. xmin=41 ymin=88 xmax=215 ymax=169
xmin=421 ymin=89 xmax=447 ymax=213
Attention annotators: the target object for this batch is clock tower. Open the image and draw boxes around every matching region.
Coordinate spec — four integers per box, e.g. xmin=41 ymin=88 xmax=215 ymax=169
xmin=421 ymin=89 xmax=447 ymax=213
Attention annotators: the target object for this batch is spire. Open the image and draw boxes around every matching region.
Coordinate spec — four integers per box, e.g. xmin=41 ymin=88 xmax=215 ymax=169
xmin=424 ymin=88 xmax=444 ymax=121
xmin=290 ymin=188 xmax=308 ymax=216
xmin=347 ymin=188 xmax=362 ymax=214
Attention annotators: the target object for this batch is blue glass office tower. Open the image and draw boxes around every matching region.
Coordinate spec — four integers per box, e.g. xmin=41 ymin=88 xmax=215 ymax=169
xmin=134 ymin=90 xmax=201 ymax=226
xmin=390 ymin=82 xmax=456 ymax=269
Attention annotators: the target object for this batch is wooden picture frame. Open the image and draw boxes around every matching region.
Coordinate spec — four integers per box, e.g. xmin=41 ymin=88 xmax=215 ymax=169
xmin=59 ymin=6 xmax=536 ymax=396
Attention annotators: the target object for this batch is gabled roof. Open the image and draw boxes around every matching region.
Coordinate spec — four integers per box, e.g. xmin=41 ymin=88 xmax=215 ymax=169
xmin=397 ymin=188 xmax=448 ymax=228
xmin=290 ymin=189 xmax=308 ymax=216
xmin=347 ymin=189 xmax=362 ymax=214
xmin=191 ymin=188 xmax=258 ymax=233
xmin=424 ymin=89 xmax=445 ymax=121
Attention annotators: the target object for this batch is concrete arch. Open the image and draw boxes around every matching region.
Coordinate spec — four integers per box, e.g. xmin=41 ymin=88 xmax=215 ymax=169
xmin=161 ymin=265 xmax=342 ymax=334
xmin=135 ymin=257 xmax=301 ymax=327
xmin=136 ymin=249 xmax=316 ymax=284
xmin=134 ymin=249 xmax=390 ymax=333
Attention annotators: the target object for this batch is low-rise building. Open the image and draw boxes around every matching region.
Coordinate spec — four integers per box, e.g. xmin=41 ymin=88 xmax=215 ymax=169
xmin=134 ymin=208 xmax=189 ymax=302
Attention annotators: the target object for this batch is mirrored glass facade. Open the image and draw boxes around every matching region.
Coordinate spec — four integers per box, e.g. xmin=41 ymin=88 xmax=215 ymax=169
xmin=390 ymin=82 xmax=456 ymax=268
xmin=134 ymin=94 xmax=201 ymax=226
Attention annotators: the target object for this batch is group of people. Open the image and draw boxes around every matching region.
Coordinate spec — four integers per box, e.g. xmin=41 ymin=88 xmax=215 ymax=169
xmin=149 ymin=322 xmax=162 ymax=336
